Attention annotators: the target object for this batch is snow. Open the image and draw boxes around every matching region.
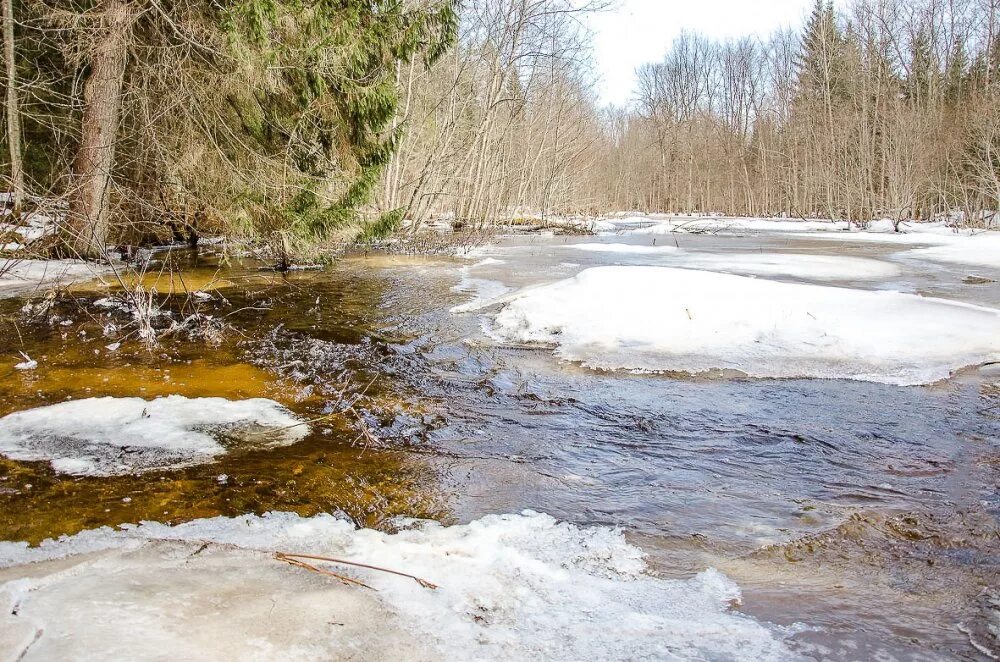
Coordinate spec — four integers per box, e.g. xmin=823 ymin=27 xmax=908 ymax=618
xmin=788 ymin=223 xmax=1000 ymax=267
xmin=487 ymin=266 xmax=1000 ymax=385
xmin=673 ymin=252 xmax=901 ymax=280
xmin=0 ymin=211 xmax=59 ymax=249
xmin=615 ymin=216 xmax=851 ymax=235
xmin=473 ymin=257 xmax=507 ymax=266
xmin=451 ymin=259 xmax=514 ymax=313
xmin=905 ymin=234 xmax=1000 ymax=268
xmin=0 ymin=396 xmax=309 ymax=476
xmin=451 ymin=278 xmax=512 ymax=313
xmin=569 ymin=242 xmax=680 ymax=255
xmin=0 ymin=259 xmax=109 ymax=293
xmin=0 ymin=511 xmax=798 ymax=661
xmin=567 ymin=244 xmax=900 ymax=280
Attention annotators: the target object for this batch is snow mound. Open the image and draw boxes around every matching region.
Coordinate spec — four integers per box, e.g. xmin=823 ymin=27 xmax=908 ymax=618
xmin=0 ymin=511 xmax=798 ymax=660
xmin=488 ymin=266 xmax=1000 ymax=385
xmin=0 ymin=396 xmax=308 ymax=476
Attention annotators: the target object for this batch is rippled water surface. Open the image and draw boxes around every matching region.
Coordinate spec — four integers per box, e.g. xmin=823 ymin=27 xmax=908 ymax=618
xmin=1 ymin=232 xmax=998 ymax=659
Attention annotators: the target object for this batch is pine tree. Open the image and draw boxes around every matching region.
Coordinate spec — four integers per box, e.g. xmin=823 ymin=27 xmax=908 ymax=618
xmin=906 ymin=27 xmax=934 ymax=105
xmin=796 ymin=0 xmax=846 ymax=102
xmin=57 ymin=0 xmax=459 ymax=258
xmin=216 ymin=0 xmax=460 ymax=245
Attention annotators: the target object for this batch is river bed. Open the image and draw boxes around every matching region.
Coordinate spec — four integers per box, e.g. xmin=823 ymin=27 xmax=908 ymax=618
xmin=0 ymin=225 xmax=998 ymax=660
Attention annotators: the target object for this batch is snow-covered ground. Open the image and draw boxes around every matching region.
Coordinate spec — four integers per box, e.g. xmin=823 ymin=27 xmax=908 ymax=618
xmin=0 ymin=258 xmax=109 ymax=295
xmin=593 ymin=215 xmax=1000 ymax=268
xmin=0 ymin=511 xmax=798 ymax=661
xmin=607 ymin=215 xmax=851 ymax=235
xmin=791 ymin=221 xmax=1000 ymax=268
xmin=486 ymin=266 xmax=1000 ymax=385
xmin=0 ymin=396 xmax=309 ymax=476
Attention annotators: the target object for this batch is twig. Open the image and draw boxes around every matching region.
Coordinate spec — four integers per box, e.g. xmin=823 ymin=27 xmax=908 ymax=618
xmin=275 ymin=552 xmax=438 ymax=590
xmin=274 ymin=553 xmax=376 ymax=590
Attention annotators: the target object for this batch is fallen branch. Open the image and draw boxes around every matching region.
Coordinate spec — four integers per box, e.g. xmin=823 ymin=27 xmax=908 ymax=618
xmin=274 ymin=553 xmax=375 ymax=590
xmin=275 ymin=551 xmax=439 ymax=590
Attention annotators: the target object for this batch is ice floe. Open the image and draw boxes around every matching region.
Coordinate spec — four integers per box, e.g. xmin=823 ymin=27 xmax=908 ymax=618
xmin=451 ymin=260 xmax=514 ymax=313
xmin=0 ymin=258 xmax=109 ymax=294
xmin=0 ymin=396 xmax=309 ymax=476
xmin=0 ymin=511 xmax=799 ymax=661
xmin=488 ymin=266 xmax=1000 ymax=385
xmin=566 ymin=244 xmax=901 ymax=280
xmin=569 ymin=243 xmax=681 ymax=255
xmin=905 ymin=234 xmax=1000 ymax=268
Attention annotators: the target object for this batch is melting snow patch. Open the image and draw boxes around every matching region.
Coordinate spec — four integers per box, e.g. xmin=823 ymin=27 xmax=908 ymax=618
xmin=488 ymin=266 xmax=1000 ymax=385
xmin=0 ymin=396 xmax=308 ymax=476
xmin=674 ymin=252 xmax=901 ymax=280
xmin=451 ymin=264 xmax=513 ymax=313
xmin=800 ymin=227 xmax=1000 ymax=268
xmin=567 ymin=244 xmax=900 ymax=280
xmin=0 ymin=511 xmax=799 ymax=660
xmin=624 ymin=217 xmax=850 ymax=235
xmin=905 ymin=235 xmax=1000 ymax=268
xmin=0 ymin=259 xmax=109 ymax=294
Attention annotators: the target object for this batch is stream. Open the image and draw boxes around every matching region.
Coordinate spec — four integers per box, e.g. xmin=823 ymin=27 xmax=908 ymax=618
xmin=1 ymin=229 xmax=998 ymax=660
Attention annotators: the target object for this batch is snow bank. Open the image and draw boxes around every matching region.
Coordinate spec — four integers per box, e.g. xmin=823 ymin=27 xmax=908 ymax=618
xmin=794 ymin=224 xmax=1000 ymax=267
xmin=567 ymin=244 xmax=900 ymax=280
xmin=488 ymin=266 xmax=1000 ymax=385
xmin=906 ymin=234 xmax=1000 ymax=268
xmin=0 ymin=396 xmax=308 ymax=476
xmin=621 ymin=217 xmax=850 ymax=235
xmin=0 ymin=258 xmax=108 ymax=293
xmin=0 ymin=511 xmax=797 ymax=660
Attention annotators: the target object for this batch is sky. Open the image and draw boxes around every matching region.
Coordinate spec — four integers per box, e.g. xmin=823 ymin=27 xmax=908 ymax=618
xmin=588 ymin=0 xmax=816 ymax=106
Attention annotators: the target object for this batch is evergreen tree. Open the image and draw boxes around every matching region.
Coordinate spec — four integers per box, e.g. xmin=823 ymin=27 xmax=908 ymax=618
xmin=906 ymin=27 xmax=934 ymax=104
xmin=796 ymin=0 xmax=847 ymax=102
xmin=50 ymin=0 xmax=459 ymax=258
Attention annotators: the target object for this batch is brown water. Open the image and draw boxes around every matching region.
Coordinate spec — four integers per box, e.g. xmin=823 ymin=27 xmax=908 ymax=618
xmin=0 ymin=237 xmax=997 ymax=660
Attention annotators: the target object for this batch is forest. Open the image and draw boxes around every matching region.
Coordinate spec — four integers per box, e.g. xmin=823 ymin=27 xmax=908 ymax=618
xmin=3 ymin=0 xmax=1000 ymax=263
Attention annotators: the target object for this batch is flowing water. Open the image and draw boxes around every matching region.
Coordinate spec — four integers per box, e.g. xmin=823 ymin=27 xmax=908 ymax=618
xmin=1 ymin=232 xmax=998 ymax=660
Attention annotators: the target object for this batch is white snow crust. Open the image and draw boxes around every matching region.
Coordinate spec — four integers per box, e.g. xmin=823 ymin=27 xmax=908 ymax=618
xmin=488 ymin=266 xmax=1000 ymax=385
xmin=567 ymin=244 xmax=900 ymax=280
xmin=0 ymin=396 xmax=309 ymax=476
xmin=0 ymin=259 xmax=108 ymax=293
xmin=0 ymin=511 xmax=798 ymax=661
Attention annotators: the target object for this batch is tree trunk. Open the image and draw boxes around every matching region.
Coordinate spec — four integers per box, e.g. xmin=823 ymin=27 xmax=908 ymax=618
xmin=65 ymin=0 xmax=134 ymax=259
xmin=2 ymin=0 xmax=23 ymax=214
